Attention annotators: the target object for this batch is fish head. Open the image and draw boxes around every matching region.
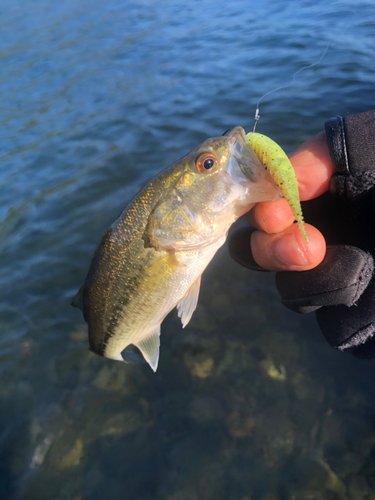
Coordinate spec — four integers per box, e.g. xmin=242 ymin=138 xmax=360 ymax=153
xmin=153 ymin=126 xmax=281 ymax=250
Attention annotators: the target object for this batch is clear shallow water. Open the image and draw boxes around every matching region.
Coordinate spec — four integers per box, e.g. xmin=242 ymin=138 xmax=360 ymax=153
xmin=2 ymin=0 xmax=375 ymax=498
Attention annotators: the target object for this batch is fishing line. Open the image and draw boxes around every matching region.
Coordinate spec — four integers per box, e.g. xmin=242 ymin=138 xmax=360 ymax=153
xmin=253 ymin=45 xmax=329 ymax=132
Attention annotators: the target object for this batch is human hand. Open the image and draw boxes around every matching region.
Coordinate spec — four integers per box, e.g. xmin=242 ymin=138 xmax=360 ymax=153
xmin=229 ymin=114 xmax=375 ymax=358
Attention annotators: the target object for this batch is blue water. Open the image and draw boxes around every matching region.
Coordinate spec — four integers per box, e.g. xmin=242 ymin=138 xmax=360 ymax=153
xmin=2 ymin=0 xmax=375 ymax=498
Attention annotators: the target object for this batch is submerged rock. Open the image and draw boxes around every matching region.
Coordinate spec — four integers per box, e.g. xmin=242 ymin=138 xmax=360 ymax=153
xmin=259 ymin=357 xmax=287 ymax=382
xmin=190 ymin=396 xmax=223 ymax=423
xmin=225 ymin=411 xmax=256 ymax=439
xmin=30 ymin=436 xmax=53 ymax=469
xmin=59 ymin=438 xmax=83 ymax=469
xmin=92 ymin=364 xmax=135 ymax=394
xmin=100 ymin=409 xmax=152 ymax=437
xmin=285 ymin=456 xmax=347 ymax=499
xmin=184 ymin=354 xmax=214 ymax=379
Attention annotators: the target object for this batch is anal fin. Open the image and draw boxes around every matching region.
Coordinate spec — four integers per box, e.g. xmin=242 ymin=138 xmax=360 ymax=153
xmin=177 ymin=276 xmax=201 ymax=328
xmin=134 ymin=327 xmax=161 ymax=372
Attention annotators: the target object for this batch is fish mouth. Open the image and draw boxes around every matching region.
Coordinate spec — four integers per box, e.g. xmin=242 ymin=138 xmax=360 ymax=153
xmin=225 ymin=126 xmax=264 ymax=183
xmin=224 ymin=126 xmax=282 ymax=201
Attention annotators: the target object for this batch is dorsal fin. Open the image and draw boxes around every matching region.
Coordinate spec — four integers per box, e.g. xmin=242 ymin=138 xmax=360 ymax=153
xmin=71 ymin=286 xmax=84 ymax=310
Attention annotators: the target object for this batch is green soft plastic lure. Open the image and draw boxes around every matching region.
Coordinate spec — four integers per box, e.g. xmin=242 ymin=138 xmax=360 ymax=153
xmin=246 ymin=132 xmax=309 ymax=244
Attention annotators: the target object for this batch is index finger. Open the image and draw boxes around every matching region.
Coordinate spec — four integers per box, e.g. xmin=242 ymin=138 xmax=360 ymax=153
xmin=289 ymin=131 xmax=335 ymax=201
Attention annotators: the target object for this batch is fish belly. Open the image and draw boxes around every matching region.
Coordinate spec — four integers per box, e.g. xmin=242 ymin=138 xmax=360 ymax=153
xmin=102 ymin=237 xmax=225 ymax=361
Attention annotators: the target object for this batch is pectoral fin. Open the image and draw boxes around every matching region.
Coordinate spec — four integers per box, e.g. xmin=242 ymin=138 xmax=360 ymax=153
xmin=177 ymin=276 xmax=201 ymax=328
xmin=134 ymin=328 xmax=161 ymax=372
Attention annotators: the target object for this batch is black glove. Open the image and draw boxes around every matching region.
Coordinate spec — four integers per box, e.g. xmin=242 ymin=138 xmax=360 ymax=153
xmin=229 ymin=111 xmax=375 ymax=358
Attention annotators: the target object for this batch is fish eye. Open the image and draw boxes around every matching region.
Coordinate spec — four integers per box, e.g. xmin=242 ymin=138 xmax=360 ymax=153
xmin=196 ymin=153 xmax=217 ymax=172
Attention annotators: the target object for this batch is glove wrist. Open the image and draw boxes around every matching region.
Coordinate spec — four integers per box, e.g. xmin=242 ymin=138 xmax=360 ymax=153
xmin=326 ymin=112 xmax=375 ymax=198
xmin=325 ymin=116 xmax=350 ymax=175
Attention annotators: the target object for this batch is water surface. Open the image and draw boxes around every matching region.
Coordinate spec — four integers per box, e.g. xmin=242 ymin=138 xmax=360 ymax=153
xmin=2 ymin=1 xmax=375 ymax=498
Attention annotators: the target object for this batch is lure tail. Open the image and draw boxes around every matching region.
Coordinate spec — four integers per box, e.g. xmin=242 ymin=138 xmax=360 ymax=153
xmin=246 ymin=132 xmax=309 ymax=244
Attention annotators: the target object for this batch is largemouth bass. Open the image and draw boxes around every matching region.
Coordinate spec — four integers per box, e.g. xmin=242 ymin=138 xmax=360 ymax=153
xmin=73 ymin=127 xmax=304 ymax=371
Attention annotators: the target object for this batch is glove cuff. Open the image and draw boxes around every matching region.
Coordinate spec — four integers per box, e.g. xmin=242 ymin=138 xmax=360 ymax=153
xmin=325 ymin=116 xmax=350 ymax=175
xmin=326 ymin=111 xmax=375 ymax=198
xmin=317 ymin=277 xmax=375 ymax=359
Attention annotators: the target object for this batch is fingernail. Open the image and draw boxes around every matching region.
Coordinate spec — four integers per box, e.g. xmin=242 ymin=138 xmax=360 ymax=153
xmin=276 ymin=233 xmax=308 ymax=268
